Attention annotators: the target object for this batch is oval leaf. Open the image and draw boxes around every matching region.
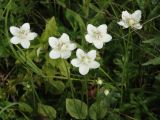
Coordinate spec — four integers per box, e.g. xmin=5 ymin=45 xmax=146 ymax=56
xmin=66 ymin=98 xmax=88 ymax=119
xmin=38 ymin=103 xmax=56 ymax=119
xmin=89 ymin=100 xmax=107 ymax=120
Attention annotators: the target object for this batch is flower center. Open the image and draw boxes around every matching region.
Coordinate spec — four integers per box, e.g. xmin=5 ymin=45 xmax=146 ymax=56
xmin=80 ymin=55 xmax=91 ymax=65
xmin=57 ymin=41 xmax=69 ymax=52
xmin=128 ymin=19 xmax=135 ymax=26
xmin=18 ymin=29 xmax=28 ymax=39
xmin=93 ymin=30 xmax=102 ymax=40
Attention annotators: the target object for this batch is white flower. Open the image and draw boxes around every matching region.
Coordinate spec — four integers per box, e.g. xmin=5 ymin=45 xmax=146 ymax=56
xmin=117 ymin=10 xmax=142 ymax=29
xmin=71 ymin=49 xmax=100 ymax=75
xmin=97 ymin=78 xmax=103 ymax=85
xmin=49 ymin=33 xmax=76 ymax=59
xmin=85 ymin=24 xmax=112 ymax=49
xmin=9 ymin=23 xmax=37 ymax=49
xmin=104 ymin=89 xmax=109 ymax=96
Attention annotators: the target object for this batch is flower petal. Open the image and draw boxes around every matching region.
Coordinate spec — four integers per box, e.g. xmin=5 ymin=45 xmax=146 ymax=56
xmin=21 ymin=23 xmax=30 ymax=31
xmin=71 ymin=58 xmax=80 ymax=67
xmin=131 ymin=10 xmax=141 ymax=22
xmin=133 ymin=23 xmax=142 ymax=29
xmin=61 ymin=51 xmax=71 ymax=59
xmin=87 ymin=24 xmax=97 ymax=35
xmin=21 ymin=40 xmax=30 ymax=49
xmin=79 ymin=65 xmax=89 ymax=75
xmin=87 ymin=50 xmax=96 ymax=60
xmin=97 ymin=24 xmax=107 ymax=33
xmin=49 ymin=37 xmax=58 ymax=48
xmin=10 ymin=36 xmax=20 ymax=44
xmin=27 ymin=32 xmax=37 ymax=40
xmin=69 ymin=43 xmax=76 ymax=50
xmin=102 ymin=34 xmax=112 ymax=42
xmin=93 ymin=41 xmax=103 ymax=49
xmin=76 ymin=49 xmax=85 ymax=58
xmin=10 ymin=26 xmax=20 ymax=36
xmin=89 ymin=61 xmax=100 ymax=69
xmin=49 ymin=50 xmax=60 ymax=59
xmin=122 ymin=11 xmax=130 ymax=21
xmin=59 ymin=33 xmax=70 ymax=43
xmin=117 ymin=21 xmax=129 ymax=28
xmin=85 ymin=34 xmax=93 ymax=43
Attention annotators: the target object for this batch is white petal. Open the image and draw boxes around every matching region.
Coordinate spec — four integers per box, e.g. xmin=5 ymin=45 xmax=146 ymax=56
xmin=10 ymin=36 xmax=20 ymax=44
xmin=87 ymin=50 xmax=96 ymax=60
xmin=61 ymin=51 xmax=71 ymax=59
xmin=97 ymin=24 xmax=107 ymax=33
xmin=71 ymin=58 xmax=80 ymax=67
xmin=133 ymin=23 xmax=142 ymax=29
xmin=117 ymin=21 xmax=129 ymax=28
xmin=21 ymin=40 xmax=30 ymax=49
xmin=102 ymin=34 xmax=112 ymax=42
xmin=79 ymin=65 xmax=89 ymax=75
xmin=21 ymin=23 xmax=30 ymax=31
xmin=59 ymin=33 xmax=70 ymax=43
xmin=93 ymin=41 xmax=103 ymax=49
xmin=10 ymin=26 xmax=20 ymax=36
xmin=85 ymin=34 xmax=93 ymax=43
xmin=122 ymin=11 xmax=130 ymax=21
xmin=76 ymin=49 xmax=85 ymax=58
xmin=131 ymin=10 xmax=141 ymax=22
xmin=87 ymin=24 xmax=97 ymax=35
xmin=49 ymin=50 xmax=60 ymax=59
xmin=69 ymin=43 xmax=76 ymax=50
xmin=89 ymin=61 xmax=100 ymax=69
xmin=49 ymin=37 xmax=58 ymax=48
xmin=27 ymin=32 xmax=37 ymax=40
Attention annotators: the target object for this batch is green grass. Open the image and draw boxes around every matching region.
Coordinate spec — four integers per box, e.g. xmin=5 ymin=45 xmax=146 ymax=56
xmin=0 ymin=0 xmax=160 ymax=119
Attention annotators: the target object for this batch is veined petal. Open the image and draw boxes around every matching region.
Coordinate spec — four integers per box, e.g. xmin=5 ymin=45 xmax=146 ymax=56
xmin=61 ymin=51 xmax=71 ymax=59
xmin=21 ymin=40 xmax=30 ymax=49
xmin=89 ymin=61 xmax=100 ymax=69
xmin=21 ymin=23 xmax=30 ymax=31
xmin=97 ymin=24 xmax=107 ymax=33
xmin=117 ymin=21 xmax=129 ymax=28
xmin=76 ymin=49 xmax=85 ymax=58
xmin=102 ymin=34 xmax=112 ymax=42
xmin=10 ymin=36 xmax=20 ymax=44
xmin=87 ymin=50 xmax=96 ymax=60
xmin=79 ymin=65 xmax=89 ymax=75
xmin=27 ymin=32 xmax=37 ymax=40
xmin=93 ymin=41 xmax=103 ymax=49
xmin=59 ymin=33 xmax=70 ymax=43
xmin=87 ymin=24 xmax=97 ymax=35
xmin=131 ymin=10 xmax=141 ymax=22
xmin=10 ymin=26 xmax=20 ymax=36
xmin=85 ymin=34 xmax=93 ymax=43
xmin=49 ymin=50 xmax=60 ymax=59
xmin=133 ymin=23 xmax=142 ymax=29
xmin=122 ymin=11 xmax=130 ymax=21
xmin=71 ymin=58 xmax=80 ymax=67
xmin=69 ymin=43 xmax=76 ymax=50
xmin=49 ymin=37 xmax=58 ymax=48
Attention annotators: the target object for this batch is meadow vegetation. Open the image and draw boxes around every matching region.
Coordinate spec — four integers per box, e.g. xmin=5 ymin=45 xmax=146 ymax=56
xmin=0 ymin=0 xmax=160 ymax=120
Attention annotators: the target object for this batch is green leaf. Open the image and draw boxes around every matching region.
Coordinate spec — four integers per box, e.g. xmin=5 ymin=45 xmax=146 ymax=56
xmin=56 ymin=59 xmax=70 ymax=77
xmin=38 ymin=103 xmax=56 ymax=119
xmin=18 ymin=102 xmax=33 ymax=113
xmin=48 ymin=80 xmax=65 ymax=94
xmin=143 ymin=57 xmax=160 ymax=65
xmin=48 ymin=59 xmax=70 ymax=77
xmin=66 ymin=98 xmax=88 ymax=119
xmin=143 ymin=35 xmax=160 ymax=45
xmin=65 ymin=9 xmax=86 ymax=32
xmin=40 ymin=17 xmax=58 ymax=43
xmin=89 ymin=100 xmax=107 ymax=120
